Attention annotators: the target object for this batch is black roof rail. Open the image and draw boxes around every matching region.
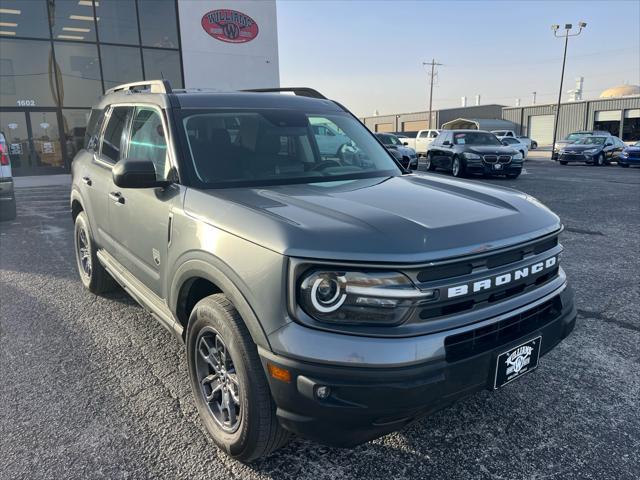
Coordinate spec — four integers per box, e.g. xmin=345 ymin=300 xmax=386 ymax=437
xmin=105 ymin=79 xmax=172 ymax=95
xmin=241 ymin=87 xmax=327 ymax=100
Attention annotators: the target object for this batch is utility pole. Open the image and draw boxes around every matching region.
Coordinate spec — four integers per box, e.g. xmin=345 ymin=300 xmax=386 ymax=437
xmin=423 ymin=59 xmax=443 ymax=129
xmin=550 ymin=22 xmax=586 ymax=157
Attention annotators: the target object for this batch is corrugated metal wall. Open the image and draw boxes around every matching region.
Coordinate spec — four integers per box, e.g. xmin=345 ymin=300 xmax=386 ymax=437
xmin=502 ymin=96 xmax=640 ymax=144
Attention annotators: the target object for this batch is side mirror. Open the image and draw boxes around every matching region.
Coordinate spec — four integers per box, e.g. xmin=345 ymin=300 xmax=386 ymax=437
xmin=502 ymin=140 xmax=509 ymax=146
xmin=403 ymin=142 xmax=409 ymax=146
xmin=112 ymin=158 xmax=170 ymax=188
xmin=443 ymin=140 xmax=452 ymax=147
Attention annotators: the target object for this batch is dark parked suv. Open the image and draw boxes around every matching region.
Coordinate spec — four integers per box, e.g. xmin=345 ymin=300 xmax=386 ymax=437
xmin=425 ymin=130 xmax=524 ymax=178
xmin=71 ymin=81 xmax=576 ymax=462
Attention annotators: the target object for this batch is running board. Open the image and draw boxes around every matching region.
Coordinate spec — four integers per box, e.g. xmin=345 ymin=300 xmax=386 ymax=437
xmin=96 ymin=249 xmax=184 ymax=341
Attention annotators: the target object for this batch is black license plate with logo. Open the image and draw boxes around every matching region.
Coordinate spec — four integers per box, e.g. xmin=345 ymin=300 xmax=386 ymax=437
xmin=493 ymin=336 xmax=541 ymax=389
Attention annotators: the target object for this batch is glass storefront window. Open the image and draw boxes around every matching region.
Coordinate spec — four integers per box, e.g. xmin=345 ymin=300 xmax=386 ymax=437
xmin=0 ymin=0 xmax=50 ymax=38
xmin=54 ymin=42 xmax=102 ymax=107
xmin=0 ymin=111 xmax=30 ymax=169
xmin=50 ymin=0 xmax=97 ymax=42
xmin=62 ymin=109 xmax=91 ymax=162
xmin=96 ymin=0 xmax=139 ymax=45
xmin=143 ymin=49 xmax=183 ymax=88
xmin=100 ymin=45 xmax=143 ymax=90
xmin=138 ymin=0 xmax=179 ymax=48
xmin=31 ymin=111 xmax=64 ymax=168
xmin=0 ymin=39 xmax=56 ymax=107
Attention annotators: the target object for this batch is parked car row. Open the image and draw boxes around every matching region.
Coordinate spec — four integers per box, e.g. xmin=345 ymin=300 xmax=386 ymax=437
xmin=552 ymin=130 xmax=611 ymax=160
xmin=392 ymin=130 xmax=440 ymax=156
xmin=491 ymin=130 xmax=538 ymax=150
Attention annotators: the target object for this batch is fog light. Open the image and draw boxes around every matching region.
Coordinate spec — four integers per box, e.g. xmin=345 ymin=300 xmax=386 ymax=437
xmin=315 ymin=385 xmax=331 ymax=399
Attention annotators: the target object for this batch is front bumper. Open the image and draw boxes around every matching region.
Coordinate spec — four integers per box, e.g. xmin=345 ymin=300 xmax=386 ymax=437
xmin=559 ymin=152 xmax=595 ymax=163
xmin=466 ymin=161 xmax=523 ymax=176
xmin=260 ymin=283 xmax=576 ymax=447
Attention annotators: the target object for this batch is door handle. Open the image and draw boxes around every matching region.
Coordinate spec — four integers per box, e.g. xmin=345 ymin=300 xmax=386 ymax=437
xmin=109 ymin=191 xmax=125 ymax=205
xmin=81 ymin=176 xmax=92 ymax=186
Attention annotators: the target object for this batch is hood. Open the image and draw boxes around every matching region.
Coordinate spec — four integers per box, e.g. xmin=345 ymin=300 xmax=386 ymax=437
xmin=386 ymin=145 xmax=416 ymax=156
xmin=184 ymin=175 xmax=561 ymax=263
xmin=464 ymin=145 xmax=519 ymax=155
xmin=624 ymin=146 xmax=640 ymax=152
xmin=563 ymin=144 xmax=602 ymax=152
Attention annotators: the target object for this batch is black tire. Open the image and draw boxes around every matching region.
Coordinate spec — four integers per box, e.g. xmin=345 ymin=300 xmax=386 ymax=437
xmin=0 ymin=197 xmax=16 ymax=221
xmin=425 ymin=153 xmax=436 ymax=171
xmin=595 ymin=153 xmax=605 ymax=166
xmin=74 ymin=211 xmax=115 ymax=294
xmin=531 ymin=141 xmax=537 ymax=150
xmin=451 ymin=156 xmax=466 ymax=177
xmin=559 ymin=161 xmax=568 ymax=165
xmin=186 ymin=294 xmax=289 ymax=462
xmin=619 ymin=162 xmax=629 ymax=168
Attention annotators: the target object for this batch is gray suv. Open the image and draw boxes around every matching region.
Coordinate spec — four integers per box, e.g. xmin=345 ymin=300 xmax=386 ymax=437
xmin=71 ymin=80 xmax=576 ymax=462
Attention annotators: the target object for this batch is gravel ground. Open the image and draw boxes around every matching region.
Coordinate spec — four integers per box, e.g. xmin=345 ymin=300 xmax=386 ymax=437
xmin=1 ymin=157 xmax=639 ymax=480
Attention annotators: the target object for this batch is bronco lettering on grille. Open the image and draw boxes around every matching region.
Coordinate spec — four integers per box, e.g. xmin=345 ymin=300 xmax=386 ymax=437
xmin=447 ymin=256 xmax=558 ymax=299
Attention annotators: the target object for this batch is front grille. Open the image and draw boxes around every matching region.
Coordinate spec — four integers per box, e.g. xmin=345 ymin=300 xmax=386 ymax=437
xmin=628 ymin=151 xmax=640 ymax=159
xmin=415 ymin=235 xmax=558 ymax=283
xmin=444 ymin=296 xmax=562 ymax=363
xmin=483 ymin=155 xmax=511 ymax=164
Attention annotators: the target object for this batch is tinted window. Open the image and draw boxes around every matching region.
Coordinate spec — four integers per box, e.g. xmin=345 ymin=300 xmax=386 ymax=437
xmin=143 ymin=49 xmax=183 ymax=88
xmin=101 ymin=107 xmax=131 ymax=163
xmin=0 ymin=0 xmax=50 ymax=38
xmin=453 ymin=132 xmax=501 ymax=146
xmin=418 ymin=131 xmax=428 ymax=138
xmin=50 ymin=0 xmax=97 ymax=42
xmin=576 ymin=136 xmax=606 ymax=145
xmin=96 ymin=0 xmax=140 ymax=45
xmin=54 ymin=42 xmax=102 ymax=107
xmin=84 ymin=108 xmax=104 ymax=150
xmin=100 ymin=45 xmax=143 ymax=90
xmin=0 ymin=39 xmax=56 ymax=107
xmin=429 ymin=131 xmax=438 ymax=138
xmin=181 ymin=110 xmax=400 ymax=186
xmin=128 ymin=107 xmax=170 ymax=180
xmin=138 ymin=0 xmax=179 ymax=48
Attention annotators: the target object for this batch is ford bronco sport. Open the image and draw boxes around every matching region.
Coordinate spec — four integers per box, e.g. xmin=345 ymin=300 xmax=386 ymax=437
xmin=71 ymin=80 xmax=576 ymax=462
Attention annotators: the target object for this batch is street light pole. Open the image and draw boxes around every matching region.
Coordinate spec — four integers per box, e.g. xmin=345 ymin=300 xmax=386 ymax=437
xmin=551 ymin=22 xmax=586 ymax=159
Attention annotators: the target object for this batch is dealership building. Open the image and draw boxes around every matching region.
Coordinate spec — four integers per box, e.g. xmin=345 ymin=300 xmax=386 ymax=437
xmin=0 ymin=0 xmax=279 ymax=176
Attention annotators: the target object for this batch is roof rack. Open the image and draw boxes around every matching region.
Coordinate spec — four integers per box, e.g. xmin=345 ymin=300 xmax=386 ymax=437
xmin=105 ymin=79 xmax=172 ymax=95
xmin=241 ymin=87 xmax=327 ymax=100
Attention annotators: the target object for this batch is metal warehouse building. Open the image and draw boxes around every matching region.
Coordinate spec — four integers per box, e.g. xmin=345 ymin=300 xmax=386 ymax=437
xmin=361 ymin=104 xmax=506 ymax=133
xmin=502 ymin=95 xmax=640 ymax=146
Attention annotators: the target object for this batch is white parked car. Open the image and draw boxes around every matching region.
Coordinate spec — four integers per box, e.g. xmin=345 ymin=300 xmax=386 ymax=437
xmin=492 ymin=130 xmax=537 ymax=150
xmin=395 ymin=130 xmax=439 ymax=156
xmin=311 ymin=123 xmax=350 ymax=156
xmin=498 ymin=136 xmax=529 ymax=159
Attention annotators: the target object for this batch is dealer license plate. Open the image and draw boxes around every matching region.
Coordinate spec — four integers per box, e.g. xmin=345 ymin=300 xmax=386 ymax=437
xmin=493 ymin=336 xmax=541 ymax=389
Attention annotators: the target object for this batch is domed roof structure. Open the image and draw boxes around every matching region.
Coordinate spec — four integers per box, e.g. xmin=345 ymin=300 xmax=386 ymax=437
xmin=599 ymin=84 xmax=640 ymax=98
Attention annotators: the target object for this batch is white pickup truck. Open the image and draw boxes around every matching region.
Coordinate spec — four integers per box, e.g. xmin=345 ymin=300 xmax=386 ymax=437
xmin=396 ymin=130 xmax=439 ymax=156
xmin=492 ymin=130 xmax=537 ymax=150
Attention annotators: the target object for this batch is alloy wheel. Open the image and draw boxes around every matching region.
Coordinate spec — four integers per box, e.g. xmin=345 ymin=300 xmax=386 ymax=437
xmin=452 ymin=158 xmax=460 ymax=176
xmin=195 ymin=328 xmax=242 ymax=433
xmin=76 ymin=227 xmax=92 ymax=278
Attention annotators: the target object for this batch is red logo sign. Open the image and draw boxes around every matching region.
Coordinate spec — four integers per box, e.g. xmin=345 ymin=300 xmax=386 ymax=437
xmin=201 ymin=9 xmax=259 ymax=44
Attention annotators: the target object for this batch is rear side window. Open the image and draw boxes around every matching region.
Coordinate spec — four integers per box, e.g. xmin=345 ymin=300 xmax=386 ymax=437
xmin=84 ymin=108 xmax=104 ymax=151
xmin=100 ymin=106 xmax=131 ymax=163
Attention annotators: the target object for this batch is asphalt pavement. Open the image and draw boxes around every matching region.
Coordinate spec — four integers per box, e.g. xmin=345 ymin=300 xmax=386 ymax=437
xmin=1 ymin=156 xmax=639 ymax=480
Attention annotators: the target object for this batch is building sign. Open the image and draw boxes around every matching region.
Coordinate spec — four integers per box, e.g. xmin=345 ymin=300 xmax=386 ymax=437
xmin=42 ymin=142 xmax=55 ymax=154
xmin=201 ymin=9 xmax=259 ymax=44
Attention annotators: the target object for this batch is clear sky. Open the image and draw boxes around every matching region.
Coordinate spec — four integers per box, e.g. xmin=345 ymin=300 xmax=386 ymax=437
xmin=276 ymin=0 xmax=640 ymax=117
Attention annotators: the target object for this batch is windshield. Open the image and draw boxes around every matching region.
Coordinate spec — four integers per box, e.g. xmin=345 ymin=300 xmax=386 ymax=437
xmin=575 ymin=136 xmax=606 ymax=145
xmin=566 ymin=133 xmax=589 ymax=141
xmin=180 ymin=110 xmax=400 ymax=187
xmin=377 ymin=134 xmax=402 ymax=146
xmin=453 ymin=131 xmax=502 ymax=146
xmin=634 ymin=141 xmax=640 ymax=147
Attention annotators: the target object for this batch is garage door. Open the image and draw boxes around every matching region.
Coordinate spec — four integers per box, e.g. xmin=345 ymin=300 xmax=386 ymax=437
xmin=402 ymin=120 xmax=428 ymax=132
xmin=529 ymin=115 xmax=554 ymax=145
xmin=375 ymin=123 xmax=394 ymax=132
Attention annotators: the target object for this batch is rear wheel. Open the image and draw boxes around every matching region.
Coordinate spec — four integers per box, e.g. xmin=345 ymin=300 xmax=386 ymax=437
xmin=451 ymin=156 xmax=465 ymax=177
xmin=186 ymin=294 xmax=289 ymax=462
xmin=531 ymin=141 xmax=537 ymax=150
xmin=74 ymin=211 xmax=115 ymax=294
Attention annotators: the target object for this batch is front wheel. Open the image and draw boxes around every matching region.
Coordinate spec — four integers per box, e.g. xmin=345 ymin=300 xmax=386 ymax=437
xmin=559 ymin=161 xmax=568 ymax=165
xmin=186 ymin=294 xmax=289 ymax=462
xmin=74 ymin=211 xmax=115 ymax=293
xmin=618 ymin=162 xmax=629 ymax=168
xmin=425 ymin=153 xmax=436 ymax=171
xmin=451 ymin=156 xmax=465 ymax=177
xmin=531 ymin=142 xmax=537 ymax=150
xmin=595 ymin=153 xmax=605 ymax=166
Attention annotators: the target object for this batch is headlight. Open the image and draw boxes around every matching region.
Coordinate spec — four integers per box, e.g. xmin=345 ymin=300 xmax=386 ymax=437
xmin=463 ymin=152 xmax=481 ymax=160
xmin=298 ymin=270 xmax=436 ymax=326
xmin=553 ymin=143 xmax=560 ymax=151
xmin=583 ymin=148 xmax=599 ymax=154
xmin=620 ymin=151 xmax=629 ymax=157
xmin=512 ymin=152 xmax=523 ymax=161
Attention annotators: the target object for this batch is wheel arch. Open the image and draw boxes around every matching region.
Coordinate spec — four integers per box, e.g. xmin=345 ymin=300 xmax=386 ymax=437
xmin=170 ymin=256 xmax=271 ymax=350
xmin=70 ymin=188 xmax=84 ymax=221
